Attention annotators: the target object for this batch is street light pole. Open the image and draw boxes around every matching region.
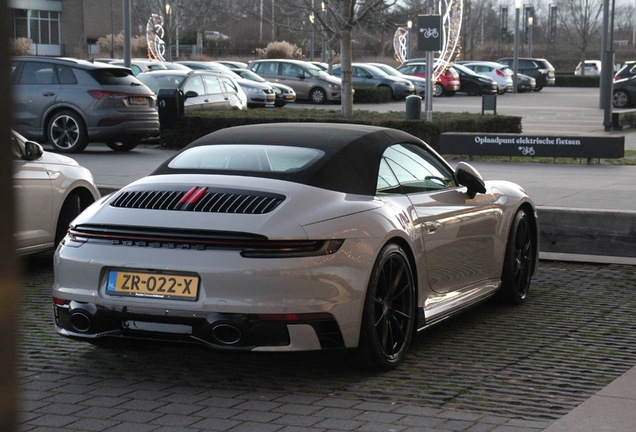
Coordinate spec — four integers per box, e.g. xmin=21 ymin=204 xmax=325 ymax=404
xmin=407 ymin=20 xmax=412 ymax=60
xmin=527 ymin=16 xmax=533 ymax=57
xmin=165 ymin=3 xmax=171 ymax=61
xmin=513 ymin=0 xmax=521 ymax=93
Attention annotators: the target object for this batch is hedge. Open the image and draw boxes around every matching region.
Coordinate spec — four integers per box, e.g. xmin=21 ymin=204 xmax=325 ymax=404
xmin=160 ymin=108 xmax=522 ymax=153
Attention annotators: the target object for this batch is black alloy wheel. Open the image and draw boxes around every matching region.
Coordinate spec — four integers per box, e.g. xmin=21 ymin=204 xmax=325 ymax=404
xmin=498 ymin=209 xmax=536 ymax=305
xmin=48 ymin=110 xmax=89 ymax=153
xmin=357 ymin=243 xmax=416 ymax=371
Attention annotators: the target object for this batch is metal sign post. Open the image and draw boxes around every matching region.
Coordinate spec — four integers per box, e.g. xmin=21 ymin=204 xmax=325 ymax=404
xmin=417 ymin=15 xmax=441 ymax=122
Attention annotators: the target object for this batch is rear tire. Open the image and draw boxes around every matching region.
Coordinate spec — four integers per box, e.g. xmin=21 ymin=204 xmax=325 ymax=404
xmin=356 ymin=243 xmax=416 ymax=371
xmin=497 ymin=209 xmax=536 ymax=305
xmin=48 ymin=110 xmax=88 ymax=153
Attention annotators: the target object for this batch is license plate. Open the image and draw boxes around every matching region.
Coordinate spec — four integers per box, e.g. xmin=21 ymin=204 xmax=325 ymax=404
xmin=107 ymin=270 xmax=199 ymax=301
xmin=285 ymin=94 xmax=294 ymax=99
xmin=129 ymin=97 xmax=147 ymax=105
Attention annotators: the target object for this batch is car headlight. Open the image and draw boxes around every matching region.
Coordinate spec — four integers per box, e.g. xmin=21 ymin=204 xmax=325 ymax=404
xmin=274 ymin=87 xmax=282 ymax=95
xmin=245 ymin=87 xmax=261 ymax=94
xmin=328 ymin=83 xmax=341 ymax=90
xmin=400 ymin=81 xmax=412 ymax=86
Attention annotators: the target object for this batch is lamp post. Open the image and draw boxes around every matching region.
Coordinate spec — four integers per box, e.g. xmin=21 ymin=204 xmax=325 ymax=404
xmin=527 ymin=16 xmax=533 ymax=57
xmin=321 ymin=2 xmax=326 ymax=63
xmin=407 ymin=20 xmax=412 ymax=60
xmin=513 ymin=0 xmax=521 ymax=93
xmin=165 ymin=3 xmax=171 ymax=61
xmin=309 ymin=12 xmax=315 ymax=61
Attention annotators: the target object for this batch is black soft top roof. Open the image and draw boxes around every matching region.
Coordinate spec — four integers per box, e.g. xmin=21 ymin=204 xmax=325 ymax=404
xmin=151 ymin=123 xmax=438 ymax=196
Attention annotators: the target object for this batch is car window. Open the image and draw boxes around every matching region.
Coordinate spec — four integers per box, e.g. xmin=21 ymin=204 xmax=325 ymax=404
xmin=19 ymin=62 xmax=56 ymax=84
xmin=377 ymin=158 xmax=402 ymax=194
xmin=382 ymin=144 xmax=455 ymax=193
xmin=183 ymin=76 xmax=205 ymax=94
xmin=220 ymin=77 xmax=239 ymax=93
xmin=130 ymin=64 xmax=142 ymax=76
xmin=168 ymin=145 xmax=324 ymax=173
xmin=282 ymin=63 xmax=303 ymax=77
xmin=56 ymin=65 xmax=77 ymax=84
xmin=257 ymin=62 xmax=279 ymax=75
xmin=202 ymin=75 xmax=222 ymax=95
xmin=89 ymin=68 xmax=140 ymax=86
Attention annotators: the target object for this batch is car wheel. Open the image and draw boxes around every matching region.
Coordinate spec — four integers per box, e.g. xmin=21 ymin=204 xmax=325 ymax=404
xmin=309 ymin=87 xmax=327 ymax=104
xmin=106 ymin=140 xmax=139 ymax=152
xmin=445 ymin=90 xmax=456 ymax=97
xmin=47 ymin=110 xmax=89 ymax=153
xmin=434 ymin=83 xmax=444 ymax=97
xmin=356 ymin=243 xmax=416 ymax=371
xmin=613 ymin=90 xmax=631 ymax=108
xmin=533 ymin=86 xmax=543 ymax=92
xmin=54 ymin=193 xmax=87 ymax=246
xmin=497 ymin=209 xmax=536 ymax=305
xmin=466 ymin=83 xmax=480 ymax=96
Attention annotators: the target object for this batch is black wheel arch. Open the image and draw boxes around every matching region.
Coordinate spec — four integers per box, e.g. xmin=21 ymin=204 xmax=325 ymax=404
xmin=54 ymin=186 xmax=98 ymax=245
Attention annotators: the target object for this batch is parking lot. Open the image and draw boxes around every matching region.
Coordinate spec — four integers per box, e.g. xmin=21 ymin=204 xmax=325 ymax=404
xmin=19 ymin=251 xmax=636 ymax=431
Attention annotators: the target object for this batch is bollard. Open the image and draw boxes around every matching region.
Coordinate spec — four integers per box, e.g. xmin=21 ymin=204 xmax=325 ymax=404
xmin=405 ymin=95 xmax=422 ymax=120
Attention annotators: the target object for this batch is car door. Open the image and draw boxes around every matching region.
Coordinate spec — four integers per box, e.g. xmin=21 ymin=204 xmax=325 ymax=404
xmin=352 ymin=66 xmax=372 ymax=87
xmin=182 ymin=75 xmax=224 ymax=111
xmin=12 ymin=60 xmax=61 ymax=137
xmin=382 ymin=143 xmax=502 ymax=294
xmin=12 ymin=135 xmax=55 ymax=251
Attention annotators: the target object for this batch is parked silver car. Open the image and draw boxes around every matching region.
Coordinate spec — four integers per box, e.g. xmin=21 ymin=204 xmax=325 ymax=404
xmin=11 ymin=56 xmax=160 ymax=153
xmin=176 ymin=61 xmax=275 ymax=108
xmin=12 ymin=130 xmax=100 ymax=255
xmin=136 ymin=70 xmax=247 ymax=111
xmin=248 ymin=59 xmax=343 ymax=104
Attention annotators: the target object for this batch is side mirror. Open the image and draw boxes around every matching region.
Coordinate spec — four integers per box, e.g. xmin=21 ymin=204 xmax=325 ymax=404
xmin=24 ymin=141 xmax=43 ymax=161
xmin=184 ymin=90 xmax=198 ymax=100
xmin=455 ymin=161 xmax=486 ymax=199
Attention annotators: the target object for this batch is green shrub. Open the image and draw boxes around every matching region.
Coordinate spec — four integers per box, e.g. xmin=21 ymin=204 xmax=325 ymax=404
xmin=159 ymin=108 xmax=522 ymax=153
xmin=353 ymin=86 xmax=393 ymax=103
xmin=555 ymin=74 xmax=600 ymax=87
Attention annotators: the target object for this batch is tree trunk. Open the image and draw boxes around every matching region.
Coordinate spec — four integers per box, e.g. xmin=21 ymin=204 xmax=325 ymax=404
xmin=340 ymin=29 xmax=353 ymax=117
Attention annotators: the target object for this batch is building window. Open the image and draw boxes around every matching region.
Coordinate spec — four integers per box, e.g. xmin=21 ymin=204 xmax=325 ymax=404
xmin=13 ymin=9 xmax=60 ymax=45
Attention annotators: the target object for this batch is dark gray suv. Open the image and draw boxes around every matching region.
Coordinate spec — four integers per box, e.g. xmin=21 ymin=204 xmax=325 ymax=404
xmin=11 ymin=57 xmax=160 ymax=153
xmin=496 ymin=57 xmax=555 ymax=91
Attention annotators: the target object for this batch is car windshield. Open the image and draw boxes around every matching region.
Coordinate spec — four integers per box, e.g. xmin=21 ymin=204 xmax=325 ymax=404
xmin=237 ymin=70 xmax=266 ymax=83
xmin=305 ymin=65 xmax=328 ymax=77
xmin=361 ymin=65 xmax=389 ymax=77
xmin=452 ymin=64 xmax=478 ymax=76
xmin=168 ymin=145 xmax=325 ymax=173
xmin=374 ymin=65 xmax=401 ymax=76
xmin=136 ymin=74 xmax=186 ymax=93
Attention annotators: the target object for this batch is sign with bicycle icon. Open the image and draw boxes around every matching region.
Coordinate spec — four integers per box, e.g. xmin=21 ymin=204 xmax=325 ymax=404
xmin=439 ymin=133 xmax=625 ymax=161
xmin=417 ymin=15 xmax=442 ymax=51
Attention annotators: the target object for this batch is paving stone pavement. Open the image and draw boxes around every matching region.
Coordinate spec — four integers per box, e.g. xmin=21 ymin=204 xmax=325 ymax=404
xmin=17 ymin=252 xmax=636 ymax=432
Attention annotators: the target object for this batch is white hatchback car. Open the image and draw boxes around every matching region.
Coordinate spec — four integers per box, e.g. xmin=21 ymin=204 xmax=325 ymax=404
xmin=459 ymin=61 xmax=513 ymax=94
xmin=574 ymin=60 xmax=601 ymax=76
xmin=12 ymin=130 xmax=100 ymax=255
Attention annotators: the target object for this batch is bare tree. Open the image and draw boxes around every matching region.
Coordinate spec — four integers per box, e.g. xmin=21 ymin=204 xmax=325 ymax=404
xmin=557 ymin=0 xmax=603 ymax=73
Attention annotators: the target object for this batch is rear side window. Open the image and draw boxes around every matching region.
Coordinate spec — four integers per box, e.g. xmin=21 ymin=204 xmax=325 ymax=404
xmin=19 ymin=62 xmax=56 ymax=84
xmin=202 ymin=75 xmax=222 ymax=95
xmin=57 ymin=65 xmax=77 ymax=84
xmin=88 ymin=68 xmax=140 ymax=85
xmin=254 ymin=62 xmax=279 ymax=75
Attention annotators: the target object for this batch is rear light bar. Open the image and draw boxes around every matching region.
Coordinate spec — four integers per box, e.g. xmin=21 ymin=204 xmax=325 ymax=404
xmin=87 ymin=90 xmax=153 ymax=99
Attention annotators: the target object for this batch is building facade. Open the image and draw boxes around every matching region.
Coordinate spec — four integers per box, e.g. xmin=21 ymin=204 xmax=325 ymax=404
xmin=9 ymin=0 xmax=123 ymax=58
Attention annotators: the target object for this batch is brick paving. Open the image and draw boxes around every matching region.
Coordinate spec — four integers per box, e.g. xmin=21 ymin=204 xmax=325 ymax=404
xmin=18 ymin=252 xmax=636 ymax=431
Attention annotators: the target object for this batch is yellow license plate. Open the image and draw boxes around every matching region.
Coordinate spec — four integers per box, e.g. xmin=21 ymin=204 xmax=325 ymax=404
xmin=129 ymin=97 xmax=147 ymax=105
xmin=285 ymin=95 xmax=294 ymax=99
xmin=107 ymin=270 xmax=199 ymax=301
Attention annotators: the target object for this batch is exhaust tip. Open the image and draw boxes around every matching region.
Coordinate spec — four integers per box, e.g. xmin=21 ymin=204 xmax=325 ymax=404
xmin=70 ymin=312 xmax=92 ymax=333
xmin=211 ymin=323 xmax=243 ymax=345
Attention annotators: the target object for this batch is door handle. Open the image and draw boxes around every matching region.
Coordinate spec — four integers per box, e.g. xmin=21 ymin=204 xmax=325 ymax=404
xmin=424 ymin=221 xmax=443 ymax=234
xmin=42 ymin=92 xmax=55 ymax=97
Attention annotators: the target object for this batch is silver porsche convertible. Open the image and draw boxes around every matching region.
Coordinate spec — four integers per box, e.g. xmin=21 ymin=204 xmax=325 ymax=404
xmin=53 ymin=123 xmax=539 ymax=371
